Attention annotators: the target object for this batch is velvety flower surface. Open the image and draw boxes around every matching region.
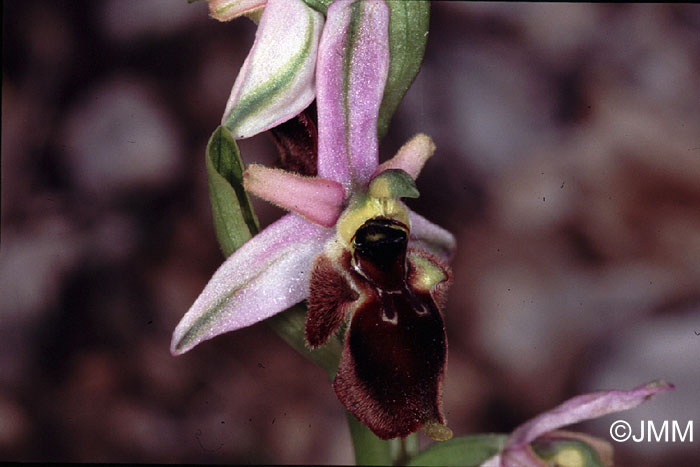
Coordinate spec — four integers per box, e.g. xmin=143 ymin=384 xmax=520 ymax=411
xmin=172 ymin=0 xmax=455 ymax=440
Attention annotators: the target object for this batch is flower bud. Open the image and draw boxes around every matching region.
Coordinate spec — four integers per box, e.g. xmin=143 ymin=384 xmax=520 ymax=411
xmin=208 ymin=0 xmax=265 ymax=22
xmin=222 ymin=0 xmax=324 ymax=139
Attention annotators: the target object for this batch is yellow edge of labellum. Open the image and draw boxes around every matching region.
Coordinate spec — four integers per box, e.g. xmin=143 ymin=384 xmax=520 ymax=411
xmin=409 ymin=254 xmax=447 ymax=292
xmin=336 ymin=195 xmax=410 ymax=247
xmin=422 ymin=421 xmax=453 ymax=441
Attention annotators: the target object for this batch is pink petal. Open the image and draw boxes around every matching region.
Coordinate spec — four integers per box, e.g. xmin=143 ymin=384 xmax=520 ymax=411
xmin=243 ymin=164 xmax=346 ymax=227
xmin=408 ymin=210 xmax=456 ymax=261
xmin=316 ymin=0 xmax=390 ymax=189
xmin=507 ymin=381 xmax=674 ymax=450
xmin=222 ymin=0 xmax=323 ymax=138
xmin=171 ymin=213 xmax=333 ymax=355
xmin=375 ymin=133 xmax=436 ymax=180
xmin=208 ymin=0 xmax=266 ymax=22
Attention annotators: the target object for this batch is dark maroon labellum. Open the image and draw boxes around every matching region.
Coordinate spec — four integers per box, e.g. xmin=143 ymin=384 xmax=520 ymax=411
xmin=306 ymin=216 xmax=448 ymax=440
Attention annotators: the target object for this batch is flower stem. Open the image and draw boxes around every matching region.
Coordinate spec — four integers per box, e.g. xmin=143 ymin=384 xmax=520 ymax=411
xmin=266 ymin=304 xmax=342 ymax=377
xmin=390 ymin=433 xmax=418 ymax=465
xmin=346 ymin=412 xmax=392 ymax=466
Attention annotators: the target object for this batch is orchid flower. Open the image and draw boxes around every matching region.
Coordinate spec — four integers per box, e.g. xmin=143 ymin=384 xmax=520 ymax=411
xmin=481 ymin=381 xmax=674 ymax=467
xmin=171 ymin=0 xmax=454 ymax=441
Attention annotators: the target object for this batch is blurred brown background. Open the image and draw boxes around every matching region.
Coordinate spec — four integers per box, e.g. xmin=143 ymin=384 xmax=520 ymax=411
xmin=2 ymin=1 xmax=699 ymax=465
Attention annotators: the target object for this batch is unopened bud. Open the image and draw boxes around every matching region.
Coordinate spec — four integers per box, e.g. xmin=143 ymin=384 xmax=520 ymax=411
xmin=531 ymin=433 xmax=612 ymax=467
xmin=208 ymin=0 xmax=265 ymax=22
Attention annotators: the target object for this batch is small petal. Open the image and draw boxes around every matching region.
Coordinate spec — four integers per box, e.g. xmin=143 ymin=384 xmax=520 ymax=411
xmin=375 ymin=133 xmax=436 ymax=180
xmin=243 ymin=164 xmax=346 ymax=227
xmin=208 ymin=0 xmax=266 ymax=22
xmin=222 ymin=0 xmax=324 ymax=138
xmin=506 ymin=380 xmax=674 ymax=450
xmin=171 ymin=214 xmax=332 ymax=355
xmin=316 ymin=0 xmax=390 ymax=189
xmin=408 ymin=210 xmax=456 ymax=261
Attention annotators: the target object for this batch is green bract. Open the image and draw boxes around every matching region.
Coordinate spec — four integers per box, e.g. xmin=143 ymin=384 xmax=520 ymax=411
xmin=379 ymin=0 xmax=430 ymax=140
xmin=407 ymin=434 xmax=508 ymax=467
xmin=205 ymin=126 xmax=259 ymax=256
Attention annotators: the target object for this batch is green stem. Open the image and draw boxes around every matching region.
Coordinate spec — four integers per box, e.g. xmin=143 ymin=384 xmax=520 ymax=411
xmin=266 ymin=304 xmax=342 ymax=377
xmin=405 ymin=433 xmax=419 ymax=460
xmin=390 ymin=433 xmax=419 ymax=465
xmin=347 ymin=412 xmax=393 ymax=466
